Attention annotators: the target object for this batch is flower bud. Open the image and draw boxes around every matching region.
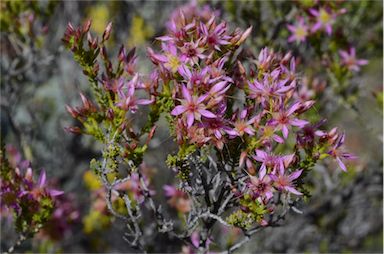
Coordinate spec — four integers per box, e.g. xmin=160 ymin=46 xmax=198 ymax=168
xmin=65 ymin=105 xmax=79 ymax=118
xmin=83 ymin=20 xmax=92 ymax=33
xmin=79 ymin=93 xmax=92 ymax=111
xmin=102 ymin=22 xmax=112 ymax=41
xmin=146 ymin=126 xmax=157 ymax=145
xmin=118 ymin=45 xmax=126 ymax=62
xmin=106 ymin=108 xmax=114 ymax=120
xmin=64 ymin=126 xmax=82 ymax=134
xmin=236 ymin=26 xmax=252 ymax=45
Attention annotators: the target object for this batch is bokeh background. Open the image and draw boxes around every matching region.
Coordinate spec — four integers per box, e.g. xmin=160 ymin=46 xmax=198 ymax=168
xmin=1 ymin=0 xmax=382 ymax=253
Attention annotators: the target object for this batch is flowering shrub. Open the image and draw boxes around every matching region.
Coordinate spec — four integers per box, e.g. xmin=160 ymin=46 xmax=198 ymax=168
xmin=0 ymin=145 xmax=78 ymax=252
xmin=62 ymin=3 xmax=359 ymax=252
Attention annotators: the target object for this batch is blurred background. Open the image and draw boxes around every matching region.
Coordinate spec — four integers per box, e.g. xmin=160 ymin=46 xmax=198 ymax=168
xmin=1 ymin=0 xmax=382 ymax=253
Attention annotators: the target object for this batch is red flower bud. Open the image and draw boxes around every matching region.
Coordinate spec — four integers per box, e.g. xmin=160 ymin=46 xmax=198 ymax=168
xmin=64 ymin=126 xmax=82 ymax=134
xmin=83 ymin=20 xmax=92 ymax=33
xmin=65 ymin=105 xmax=79 ymax=118
xmin=102 ymin=22 xmax=112 ymax=41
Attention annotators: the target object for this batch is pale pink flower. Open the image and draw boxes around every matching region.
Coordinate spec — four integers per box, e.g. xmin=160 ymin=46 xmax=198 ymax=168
xmin=339 ymin=47 xmax=368 ymax=72
xmin=171 ymin=85 xmax=216 ymax=127
xmin=287 ymin=17 xmax=309 ymax=43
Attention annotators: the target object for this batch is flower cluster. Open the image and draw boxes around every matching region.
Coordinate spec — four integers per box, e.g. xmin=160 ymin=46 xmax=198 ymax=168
xmin=63 ymin=3 xmax=357 ymax=251
xmin=147 ymin=11 xmax=252 ymax=150
xmin=339 ymin=47 xmax=368 ymax=72
xmin=0 ymin=145 xmax=64 ymax=237
xmin=147 ymin=7 xmax=356 ymax=230
xmin=287 ymin=3 xmax=346 ymax=43
xmin=286 ymin=1 xmax=368 ymax=75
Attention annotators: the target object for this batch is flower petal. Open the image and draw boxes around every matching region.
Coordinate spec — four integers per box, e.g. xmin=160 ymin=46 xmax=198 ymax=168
xmin=171 ymin=105 xmax=187 ymax=116
xmin=289 ymin=169 xmax=303 ymax=181
xmin=199 ymin=109 xmax=216 ymax=118
xmin=285 ymin=186 xmax=302 ymax=195
xmin=187 ymin=113 xmax=195 ymax=127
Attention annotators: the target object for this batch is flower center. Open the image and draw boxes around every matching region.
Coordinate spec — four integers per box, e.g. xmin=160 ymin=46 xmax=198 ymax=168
xmin=166 ymin=54 xmax=180 ymax=73
xmin=187 ymin=48 xmax=197 ymax=57
xmin=296 ymin=26 xmax=307 ymax=39
xmin=319 ymin=9 xmax=331 ymax=24
xmin=208 ymin=35 xmax=217 ymax=45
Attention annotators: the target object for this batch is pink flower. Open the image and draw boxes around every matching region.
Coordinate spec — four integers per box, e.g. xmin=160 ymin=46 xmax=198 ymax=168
xmin=116 ymin=75 xmax=153 ymax=112
xmin=248 ymin=71 xmax=293 ymax=105
xmin=259 ymin=125 xmax=284 ymax=147
xmin=253 ymin=150 xmax=295 ymax=177
xmin=327 ymin=133 xmax=357 ymax=172
xmin=162 ymin=43 xmax=187 ymax=73
xmin=296 ymin=119 xmax=327 ymax=148
xmin=339 ymin=47 xmax=368 ymax=72
xmin=178 ymin=65 xmax=211 ymax=89
xmin=256 ymin=47 xmax=275 ymax=70
xmin=200 ymin=17 xmax=231 ymax=51
xmin=270 ymin=169 xmax=303 ymax=195
xmin=180 ymin=40 xmax=206 ymax=64
xmin=230 ymin=109 xmax=257 ymax=137
xmin=287 ymin=17 xmax=309 ymax=43
xmin=171 ymin=85 xmax=216 ymax=127
xmin=248 ymin=171 xmax=274 ymax=203
xmin=252 ymin=150 xmax=283 ymax=177
xmin=310 ymin=8 xmax=337 ymax=35
xmin=269 ymin=102 xmax=309 ymax=139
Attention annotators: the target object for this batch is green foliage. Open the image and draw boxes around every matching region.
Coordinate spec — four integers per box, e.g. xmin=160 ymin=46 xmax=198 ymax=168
xmin=227 ymin=194 xmax=267 ymax=229
xmin=1 ymin=0 xmax=56 ymax=43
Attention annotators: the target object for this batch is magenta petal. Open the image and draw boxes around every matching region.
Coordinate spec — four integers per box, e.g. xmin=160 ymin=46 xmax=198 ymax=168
xmin=336 ymin=157 xmax=348 ymax=172
xmin=282 ymin=125 xmax=289 ymax=139
xmin=311 ymin=22 xmax=322 ymax=32
xmin=214 ymin=130 xmax=222 ymax=139
xmin=326 ymin=25 xmax=332 ymax=35
xmin=210 ymin=81 xmax=227 ymax=94
xmin=259 ymin=166 xmax=266 ymax=179
xmin=181 ymin=85 xmax=192 ymax=102
xmin=315 ymin=130 xmax=326 ymax=136
xmin=287 ymin=36 xmax=296 ymax=43
xmin=187 ymin=113 xmax=194 ymax=127
xmin=244 ymin=127 xmax=255 ymax=136
xmin=171 ymin=105 xmax=187 ymax=116
xmin=291 ymin=119 xmax=309 ymax=127
xmin=156 ymin=35 xmax=173 ymax=41
xmin=136 ymin=99 xmax=153 ymax=105
xmin=287 ymin=24 xmax=295 ymax=32
xmin=289 ymin=169 xmax=303 ymax=181
xmin=285 ymin=186 xmax=302 ymax=195
xmin=265 ymin=191 xmax=273 ymax=200
xmin=357 ymin=59 xmax=368 ymax=65
xmin=350 ymin=47 xmax=356 ymax=56
xmin=273 ymin=135 xmax=284 ymax=143
xmin=225 ymin=129 xmax=238 ymax=136
xmin=339 ymin=50 xmax=349 ymax=59
xmin=199 ymin=109 xmax=216 ymax=118
xmin=38 ymin=170 xmax=46 ymax=188
xmin=163 ymin=185 xmax=176 ymax=197
xmin=287 ymin=102 xmax=301 ymax=115
xmin=50 ymin=189 xmax=64 ymax=197
xmin=197 ymin=94 xmax=208 ymax=104
xmin=191 ymin=232 xmax=200 ymax=248
xmin=309 ymin=9 xmax=319 ymax=16
xmin=255 ymin=150 xmax=267 ymax=160
xmin=342 ymin=153 xmax=357 ymax=160
xmin=278 ymin=160 xmax=285 ymax=176
xmin=269 ymin=173 xmax=278 ymax=182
